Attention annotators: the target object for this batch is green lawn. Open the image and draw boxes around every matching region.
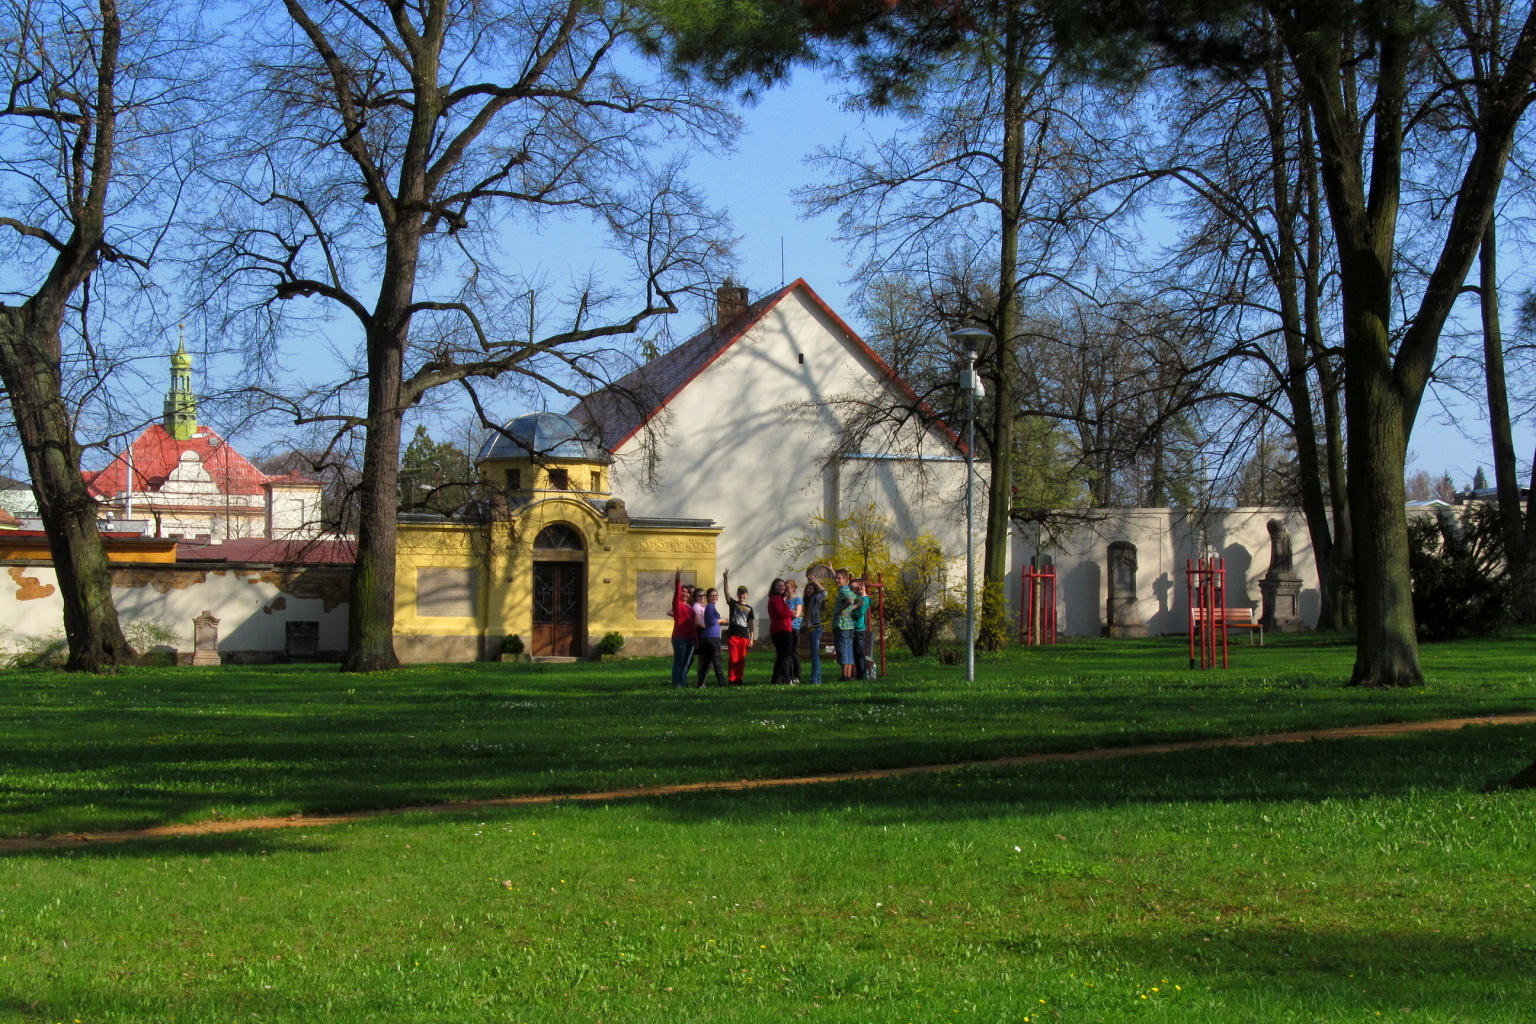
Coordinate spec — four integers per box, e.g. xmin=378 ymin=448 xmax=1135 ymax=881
xmin=2 ymin=635 xmax=1535 ymax=1022
xmin=2 ymin=634 xmax=1535 ymax=838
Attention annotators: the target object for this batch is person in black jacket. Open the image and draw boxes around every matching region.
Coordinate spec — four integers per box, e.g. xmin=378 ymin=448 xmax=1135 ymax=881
xmin=722 ymin=569 xmax=755 ymax=685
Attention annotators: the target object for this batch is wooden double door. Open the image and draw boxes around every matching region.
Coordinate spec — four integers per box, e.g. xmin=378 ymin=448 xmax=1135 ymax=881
xmin=532 ymin=561 xmax=584 ymax=657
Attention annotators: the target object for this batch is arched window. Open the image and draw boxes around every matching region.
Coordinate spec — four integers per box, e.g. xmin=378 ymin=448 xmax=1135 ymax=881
xmin=533 ymin=523 xmax=584 ymax=552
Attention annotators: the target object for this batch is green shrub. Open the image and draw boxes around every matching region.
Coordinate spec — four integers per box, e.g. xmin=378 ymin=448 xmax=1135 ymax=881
xmin=501 ymin=634 xmax=525 ymax=655
xmin=596 ymin=631 xmax=625 ymax=656
xmin=5 ymin=629 xmax=68 ymax=669
xmin=124 ymin=620 xmax=180 ymax=654
xmin=1408 ymin=504 xmax=1511 ymax=641
xmin=977 ymin=578 xmax=1013 ymax=651
xmin=885 ymin=533 xmax=961 ymax=657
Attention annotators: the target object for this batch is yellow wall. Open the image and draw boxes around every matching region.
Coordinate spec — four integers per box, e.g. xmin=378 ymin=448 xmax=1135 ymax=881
xmin=0 ymin=536 xmax=178 ymax=563
xmin=394 ymin=496 xmax=718 ymax=662
xmin=478 ymin=456 xmax=611 ymax=501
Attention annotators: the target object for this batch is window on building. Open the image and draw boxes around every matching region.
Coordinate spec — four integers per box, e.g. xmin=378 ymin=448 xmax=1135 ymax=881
xmin=533 ymin=523 xmax=584 ymax=551
xmin=590 ymin=471 xmax=602 ymax=492
xmin=505 ymin=468 xmax=520 ymax=491
xmin=547 ymin=467 xmax=569 ymax=490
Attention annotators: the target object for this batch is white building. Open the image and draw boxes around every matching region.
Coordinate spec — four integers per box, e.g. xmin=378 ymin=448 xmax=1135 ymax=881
xmin=85 ymin=344 xmax=325 ymax=541
xmin=572 ymin=279 xmax=973 ymax=621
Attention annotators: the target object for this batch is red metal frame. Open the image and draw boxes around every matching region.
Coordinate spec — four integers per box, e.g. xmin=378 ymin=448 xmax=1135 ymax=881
xmin=1018 ymin=562 xmax=1057 ymax=645
xmin=1186 ymin=557 xmax=1230 ymax=669
xmin=870 ymin=572 xmax=888 ymax=678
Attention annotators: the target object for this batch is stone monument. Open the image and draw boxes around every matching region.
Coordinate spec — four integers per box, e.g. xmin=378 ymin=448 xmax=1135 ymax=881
xmin=1104 ymin=541 xmax=1147 ymax=637
xmin=1259 ymin=520 xmax=1304 ymax=632
xmin=191 ymin=610 xmax=221 ymax=666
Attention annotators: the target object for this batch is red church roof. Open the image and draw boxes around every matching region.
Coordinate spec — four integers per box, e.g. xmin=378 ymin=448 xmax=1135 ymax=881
xmin=85 ymin=424 xmax=272 ymax=498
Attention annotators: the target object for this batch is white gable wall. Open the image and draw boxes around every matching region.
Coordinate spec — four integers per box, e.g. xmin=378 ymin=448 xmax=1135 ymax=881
xmin=607 ymin=287 xmax=972 ymax=625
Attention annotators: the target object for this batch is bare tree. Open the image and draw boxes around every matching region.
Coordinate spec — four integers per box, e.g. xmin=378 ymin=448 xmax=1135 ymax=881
xmin=1151 ymin=16 xmax=1356 ymax=627
xmin=204 ymin=0 xmax=733 ymax=671
xmin=1260 ymin=0 xmax=1536 ymax=686
xmin=0 ymin=0 xmax=200 ymax=671
xmin=799 ymin=2 xmax=1141 ymax=633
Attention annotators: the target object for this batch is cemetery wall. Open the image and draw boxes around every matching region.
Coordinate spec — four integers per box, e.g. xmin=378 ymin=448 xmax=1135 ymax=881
xmin=0 ymin=560 xmax=350 ymax=662
xmin=1009 ymin=507 xmax=1321 ymax=636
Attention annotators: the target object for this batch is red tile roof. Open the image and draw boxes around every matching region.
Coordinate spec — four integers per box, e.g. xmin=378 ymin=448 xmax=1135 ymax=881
xmin=175 ymin=537 xmax=357 ymax=566
xmin=568 ymin=279 xmax=964 ymax=454
xmin=86 ymin=424 xmax=276 ymax=498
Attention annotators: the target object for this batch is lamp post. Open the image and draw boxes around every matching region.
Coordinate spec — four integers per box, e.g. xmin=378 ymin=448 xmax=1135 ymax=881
xmin=949 ymin=327 xmax=991 ymax=683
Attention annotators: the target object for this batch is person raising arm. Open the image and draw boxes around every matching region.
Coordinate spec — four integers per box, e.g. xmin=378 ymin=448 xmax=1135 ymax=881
xmin=723 ymin=569 xmax=755 ymax=685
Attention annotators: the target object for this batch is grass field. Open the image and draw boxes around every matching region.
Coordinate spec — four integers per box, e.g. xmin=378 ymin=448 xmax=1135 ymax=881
xmin=2 ymin=634 xmax=1535 ymax=837
xmin=2 ymin=635 xmax=1535 ymax=1022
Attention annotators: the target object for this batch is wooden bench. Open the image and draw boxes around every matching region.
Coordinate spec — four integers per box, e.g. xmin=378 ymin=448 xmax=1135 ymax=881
xmin=1191 ymin=606 xmax=1264 ymax=646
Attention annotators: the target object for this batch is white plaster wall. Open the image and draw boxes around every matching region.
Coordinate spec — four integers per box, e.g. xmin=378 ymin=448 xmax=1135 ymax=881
xmin=1009 ymin=507 xmax=1320 ymax=636
xmin=607 ymin=288 xmax=971 ymax=625
xmin=1 ymin=564 xmax=348 ymax=656
xmin=267 ymin=486 xmax=324 ymax=539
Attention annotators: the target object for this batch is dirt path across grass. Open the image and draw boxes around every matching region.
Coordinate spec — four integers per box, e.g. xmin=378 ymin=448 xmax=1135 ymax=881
xmin=5 ymin=712 xmax=1534 ymax=853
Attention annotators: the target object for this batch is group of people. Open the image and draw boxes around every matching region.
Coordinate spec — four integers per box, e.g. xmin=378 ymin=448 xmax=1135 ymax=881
xmin=669 ymin=566 xmax=876 ymax=687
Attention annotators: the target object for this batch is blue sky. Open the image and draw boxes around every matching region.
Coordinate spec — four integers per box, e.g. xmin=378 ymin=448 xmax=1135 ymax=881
xmin=12 ymin=58 xmax=1522 ymax=492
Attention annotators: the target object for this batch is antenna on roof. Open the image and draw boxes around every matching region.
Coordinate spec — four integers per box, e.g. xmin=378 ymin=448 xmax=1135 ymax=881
xmin=780 ymin=237 xmax=785 ymax=287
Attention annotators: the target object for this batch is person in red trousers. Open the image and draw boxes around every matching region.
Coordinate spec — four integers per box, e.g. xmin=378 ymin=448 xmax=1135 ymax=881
xmin=722 ymin=568 xmax=755 ymax=684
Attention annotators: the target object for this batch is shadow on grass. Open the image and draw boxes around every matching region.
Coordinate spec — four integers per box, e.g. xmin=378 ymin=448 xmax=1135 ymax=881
xmin=0 ymin=831 xmax=339 ymax=860
xmin=4 ymin=638 xmax=1536 ymax=837
xmin=613 ymin=724 xmax=1536 ymax=825
xmin=9 ymin=724 xmax=1534 ymax=862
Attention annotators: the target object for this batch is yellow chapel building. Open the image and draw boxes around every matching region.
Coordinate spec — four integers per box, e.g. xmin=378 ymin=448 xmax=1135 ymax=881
xmin=392 ymin=412 xmax=717 ymax=661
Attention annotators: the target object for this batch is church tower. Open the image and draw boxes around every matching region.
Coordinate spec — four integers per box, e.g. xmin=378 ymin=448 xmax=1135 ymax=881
xmin=162 ymin=340 xmax=197 ymax=441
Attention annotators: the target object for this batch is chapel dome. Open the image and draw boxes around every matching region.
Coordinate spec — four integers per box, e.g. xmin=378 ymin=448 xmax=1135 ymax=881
xmin=476 ymin=411 xmax=612 ymax=464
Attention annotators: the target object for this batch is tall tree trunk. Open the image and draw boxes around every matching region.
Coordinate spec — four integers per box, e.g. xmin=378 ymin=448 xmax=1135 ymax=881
xmin=1344 ymin=337 xmax=1419 ymax=684
xmin=1148 ymin=439 xmax=1166 ymax=507
xmin=0 ymin=0 xmax=131 ymax=672
xmin=0 ymin=308 xmax=132 ymax=672
xmin=1264 ymin=52 xmax=1336 ymax=628
xmin=1478 ymin=221 xmax=1532 ymax=621
xmin=1276 ymin=0 xmax=1536 ymax=683
xmin=981 ymin=6 xmax=1024 ymax=645
xmin=343 ymin=322 xmax=407 ymax=672
xmin=333 ymin=3 xmax=440 ymax=672
xmin=1302 ymin=109 xmax=1352 ymax=629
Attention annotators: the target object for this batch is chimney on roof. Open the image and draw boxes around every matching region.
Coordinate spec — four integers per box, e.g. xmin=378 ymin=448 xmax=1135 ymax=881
xmin=715 ymin=279 xmax=749 ymax=325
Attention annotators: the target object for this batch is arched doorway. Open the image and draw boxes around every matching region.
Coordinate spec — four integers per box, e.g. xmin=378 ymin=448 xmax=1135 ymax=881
xmin=532 ymin=523 xmax=585 ymax=657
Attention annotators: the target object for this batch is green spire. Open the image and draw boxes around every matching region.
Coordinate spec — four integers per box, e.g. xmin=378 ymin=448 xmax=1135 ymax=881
xmin=163 ymin=332 xmax=197 ymax=440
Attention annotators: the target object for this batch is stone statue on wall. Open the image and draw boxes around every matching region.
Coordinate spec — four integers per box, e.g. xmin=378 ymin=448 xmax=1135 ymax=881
xmin=1265 ymin=519 xmax=1296 ymax=579
xmin=1260 ymin=520 xmax=1303 ymax=632
xmin=1104 ymin=540 xmax=1147 ymax=637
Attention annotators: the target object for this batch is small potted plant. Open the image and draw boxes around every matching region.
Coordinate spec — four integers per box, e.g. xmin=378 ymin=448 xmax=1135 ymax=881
xmin=500 ymin=634 xmax=529 ymax=663
xmin=593 ymin=631 xmax=625 ymax=661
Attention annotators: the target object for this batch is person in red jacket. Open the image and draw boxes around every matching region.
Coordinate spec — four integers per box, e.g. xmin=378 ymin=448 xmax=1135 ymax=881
xmin=767 ymin=578 xmax=796 ymax=684
xmin=670 ymin=570 xmax=698 ymax=687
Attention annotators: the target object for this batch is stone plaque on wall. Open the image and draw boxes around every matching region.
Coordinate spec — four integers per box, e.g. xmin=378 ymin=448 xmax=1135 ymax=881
xmin=636 ymin=570 xmax=695 ymax=620
xmin=416 ymin=567 xmax=477 ymax=618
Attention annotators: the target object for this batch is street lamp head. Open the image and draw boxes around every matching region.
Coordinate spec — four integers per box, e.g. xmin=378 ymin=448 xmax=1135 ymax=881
xmin=947 ymin=326 xmax=993 ymax=346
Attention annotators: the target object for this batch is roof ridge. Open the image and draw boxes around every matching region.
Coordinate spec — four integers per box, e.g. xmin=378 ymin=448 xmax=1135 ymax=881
xmin=569 ymin=279 xmax=963 ymax=456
